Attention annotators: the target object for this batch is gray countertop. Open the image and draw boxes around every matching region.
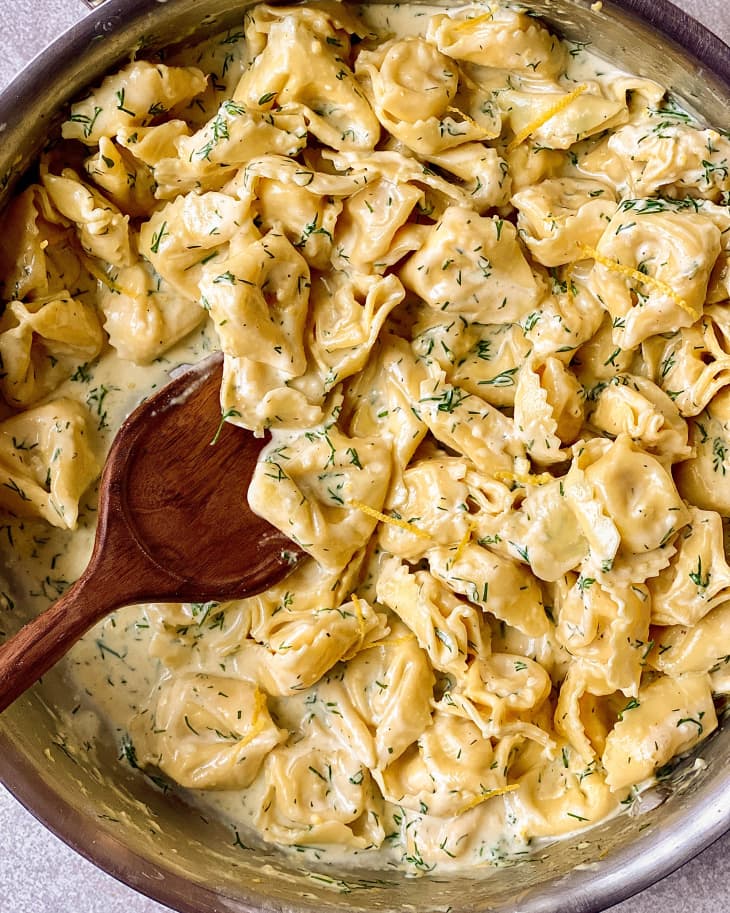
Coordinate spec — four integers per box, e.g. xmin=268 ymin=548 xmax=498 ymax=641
xmin=0 ymin=1 xmax=729 ymax=911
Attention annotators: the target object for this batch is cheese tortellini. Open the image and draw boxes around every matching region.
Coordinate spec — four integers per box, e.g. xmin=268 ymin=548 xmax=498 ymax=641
xmin=1 ymin=0 xmax=728 ymax=877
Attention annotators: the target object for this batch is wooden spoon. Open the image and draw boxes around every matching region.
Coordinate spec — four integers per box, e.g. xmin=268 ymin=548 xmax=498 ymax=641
xmin=0 ymin=351 xmax=305 ymax=713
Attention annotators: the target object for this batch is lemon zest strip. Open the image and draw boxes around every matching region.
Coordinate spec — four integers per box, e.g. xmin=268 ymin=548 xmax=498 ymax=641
xmin=494 ymin=470 xmax=554 ymax=486
xmin=452 ymin=520 xmax=476 ymax=563
xmin=227 ymin=687 xmax=267 ymax=749
xmin=458 ymin=783 xmax=520 ymax=815
xmin=445 ymin=106 xmax=499 ymax=140
xmin=566 ymin=267 xmax=575 ymax=305
xmin=350 ymin=499 xmax=431 ymax=539
xmin=350 ymin=592 xmax=368 ymax=652
xmin=452 ymin=10 xmax=495 ymax=32
xmin=359 ymin=635 xmax=416 ymax=653
xmin=507 ymin=83 xmax=588 ymax=152
xmin=577 ymin=243 xmax=699 ymax=320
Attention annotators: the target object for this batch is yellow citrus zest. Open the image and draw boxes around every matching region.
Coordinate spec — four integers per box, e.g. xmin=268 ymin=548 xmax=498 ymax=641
xmin=577 ymin=243 xmax=699 ymax=320
xmin=350 ymin=499 xmax=431 ymax=539
xmin=566 ymin=267 xmax=575 ymax=305
xmin=458 ymin=783 xmax=520 ymax=815
xmin=350 ymin=592 xmax=368 ymax=650
xmin=494 ymin=470 xmax=554 ymax=486
xmin=227 ymin=687 xmax=267 ymax=748
xmin=452 ymin=520 xmax=476 ymax=563
xmin=507 ymin=83 xmax=588 ymax=152
xmin=452 ymin=10 xmax=495 ymax=33
xmin=445 ymin=106 xmax=499 ymax=140
xmin=360 ymin=634 xmax=416 ymax=653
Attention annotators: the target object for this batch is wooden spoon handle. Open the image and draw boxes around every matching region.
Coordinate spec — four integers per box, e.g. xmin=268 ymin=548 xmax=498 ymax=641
xmin=0 ymin=570 xmax=115 ymax=713
xmin=0 ymin=518 xmax=163 ymax=713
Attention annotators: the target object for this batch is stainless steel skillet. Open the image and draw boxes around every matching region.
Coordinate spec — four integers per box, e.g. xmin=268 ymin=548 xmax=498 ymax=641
xmin=0 ymin=2 xmax=728 ymax=912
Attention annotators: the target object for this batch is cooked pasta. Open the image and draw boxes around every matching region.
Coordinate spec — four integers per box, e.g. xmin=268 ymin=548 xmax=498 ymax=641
xmin=0 ymin=0 xmax=728 ymax=874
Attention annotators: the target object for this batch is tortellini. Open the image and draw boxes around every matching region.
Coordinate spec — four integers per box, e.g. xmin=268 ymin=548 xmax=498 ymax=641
xmin=379 ymin=712 xmax=513 ymax=817
xmin=602 ymin=673 xmax=717 ymax=790
xmin=200 ymin=230 xmax=310 ymax=375
xmin=0 ymin=185 xmax=80 ymax=302
xmin=257 ymin=729 xmax=385 ymax=847
xmin=84 ymin=137 xmax=159 ymax=218
xmin=644 ymin=310 xmax=730 ymax=419
xmin=513 ymin=178 xmax=616 ymax=267
xmin=43 ymin=169 xmax=134 ymax=268
xmin=0 ymin=295 xmax=103 ymax=407
xmin=334 ymin=176 xmax=422 ymax=273
xmin=555 ymin=573 xmax=650 ymax=695
xmin=357 ymin=37 xmax=498 ymax=155
xmin=153 ymin=101 xmax=308 ymax=197
xmin=564 ymin=435 xmax=688 ymax=560
xmin=234 ymin=12 xmax=380 ymax=151
xmin=248 ymin=425 xmax=392 ymax=570
xmin=139 ymin=191 xmax=251 ymax=302
xmin=376 ymin=555 xmax=486 ymax=675
xmin=588 ymin=374 xmax=691 ymax=465
xmin=97 ymin=263 xmax=205 ymax=364
xmin=440 ymin=651 xmax=553 ymax=746
xmin=649 ymin=508 xmax=730 ymax=627
xmin=675 ymin=389 xmax=730 ymax=512
xmin=428 ymin=7 xmax=566 ymax=76
xmin=478 ymin=477 xmax=588 ymax=582
xmin=62 ymin=61 xmax=208 ymax=145
xmin=0 ymin=399 xmax=98 ymax=528
xmin=509 ymin=738 xmax=616 ymax=836
xmin=400 ymin=206 xmax=542 ymax=322
xmin=649 ymin=602 xmax=730 ymax=683
xmin=501 ymin=85 xmax=627 ymax=152
xmin=582 ymin=116 xmax=730 ymax=199
xmin=585 ymin=201 xmax=721 ymax=348
xmin=133 ymin=675 xmax=286 ymax=789
xmin=428 ymin=543 xmax=549 ymax=638
xmin=324 ymin=620 xmax=435 ymax=769
xmin=1 ymin=0 xmax=729 ymax=877
xmin=512 ymin=355 xmax=584 ymax=463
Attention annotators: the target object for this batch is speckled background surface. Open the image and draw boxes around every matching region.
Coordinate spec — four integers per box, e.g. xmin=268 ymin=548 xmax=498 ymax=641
xmin=0 ymin=1 xmax=729 ymax=911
